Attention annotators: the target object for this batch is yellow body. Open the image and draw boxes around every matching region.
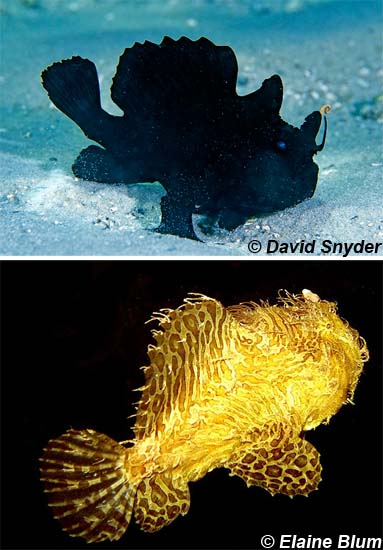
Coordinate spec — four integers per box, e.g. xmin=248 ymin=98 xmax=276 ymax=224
xmin=40 ymin=290 xmax=368 ymax=542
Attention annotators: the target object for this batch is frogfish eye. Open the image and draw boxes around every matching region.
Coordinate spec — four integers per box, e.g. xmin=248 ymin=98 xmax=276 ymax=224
xmin=276 ymin=140 xmax=287 ymax=151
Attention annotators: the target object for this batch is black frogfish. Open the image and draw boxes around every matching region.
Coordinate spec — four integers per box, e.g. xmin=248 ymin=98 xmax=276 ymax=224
xmin=41 ymin=37 xmax=330 ymax=240
xmin=40 ymin=290 xmax=367 ymax=542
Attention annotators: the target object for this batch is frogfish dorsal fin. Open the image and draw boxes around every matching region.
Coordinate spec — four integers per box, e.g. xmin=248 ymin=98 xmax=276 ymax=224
xmin=300 ymin=110 xmax=322 ymax=143
xmin=242 ymin=74 xmax=283 ymax=120
xmin=134 ymin=294 xmax=234 ymax=440
xmin=110 ymin=37 xmax=238 ymax=118
xmin=226 ymin=423 xmax=322 ymax=497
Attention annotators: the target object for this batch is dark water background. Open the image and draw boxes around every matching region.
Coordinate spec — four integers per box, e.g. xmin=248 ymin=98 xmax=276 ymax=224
xmin=1 ymin=260 xmax=382 ymax=548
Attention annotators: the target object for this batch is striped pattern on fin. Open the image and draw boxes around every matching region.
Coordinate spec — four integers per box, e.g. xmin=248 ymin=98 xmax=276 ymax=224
xmin=134 ymin=294 xmax=235 ymax=438
xmin=40 ymin=429 xmax=136 ymax=542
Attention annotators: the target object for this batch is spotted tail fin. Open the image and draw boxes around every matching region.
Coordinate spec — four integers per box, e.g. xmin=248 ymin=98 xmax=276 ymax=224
xmin=39 ymin=429 xmax=136 ymax=542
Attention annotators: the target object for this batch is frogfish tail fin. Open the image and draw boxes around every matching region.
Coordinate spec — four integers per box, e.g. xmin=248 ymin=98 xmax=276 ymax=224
xmin=41 ymin=57 xmax=103 ymax=134
xmin=39 ymin=429 xmax=137 ymax=543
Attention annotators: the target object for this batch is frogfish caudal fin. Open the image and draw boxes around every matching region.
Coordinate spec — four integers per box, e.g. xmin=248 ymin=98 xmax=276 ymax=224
xmin=39 ymin=428 xmax=190 ymax=542
xmin=39 ymin=429 xmax=135 ymax=542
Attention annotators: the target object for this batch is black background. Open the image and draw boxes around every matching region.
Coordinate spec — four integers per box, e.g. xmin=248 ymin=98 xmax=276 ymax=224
xmin=1 ymin=260 xmax=382 ymax=549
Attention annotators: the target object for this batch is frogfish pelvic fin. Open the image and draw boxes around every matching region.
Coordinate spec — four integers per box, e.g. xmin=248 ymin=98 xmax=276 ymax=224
xmin=40 ymin=290 xmax=368 ymax=542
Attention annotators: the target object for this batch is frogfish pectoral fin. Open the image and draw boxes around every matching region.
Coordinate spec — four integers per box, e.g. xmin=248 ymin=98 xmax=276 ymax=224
xmin=40 ymin=429 xmax=136 ymax=543
xmin=72 ymin=145 xmax=135 ymax=184
xmin=226 ymin=431 xmax=322 ymax=497
xmin=134 ymin=474 xmax=190 ymax=533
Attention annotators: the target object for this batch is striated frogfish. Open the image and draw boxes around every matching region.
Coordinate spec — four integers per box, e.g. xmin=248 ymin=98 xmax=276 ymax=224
xmin=40 ymin=290 xmax=368 ymax=542
xmin=41 ymin=37 xmax=330 ymax=240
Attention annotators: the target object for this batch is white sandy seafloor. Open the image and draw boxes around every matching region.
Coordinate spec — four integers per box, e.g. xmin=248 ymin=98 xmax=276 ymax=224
xmin=0 ymin=0 xmax=382 ymax=256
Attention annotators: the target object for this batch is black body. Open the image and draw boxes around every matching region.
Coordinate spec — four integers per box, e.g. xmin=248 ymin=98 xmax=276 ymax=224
xmin=41 ymin=36 xmax=326 ymax=240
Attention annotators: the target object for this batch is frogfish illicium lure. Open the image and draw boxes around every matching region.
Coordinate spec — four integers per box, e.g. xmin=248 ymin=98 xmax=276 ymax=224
xmin=40 ymin=290 xmax=368 ymax=542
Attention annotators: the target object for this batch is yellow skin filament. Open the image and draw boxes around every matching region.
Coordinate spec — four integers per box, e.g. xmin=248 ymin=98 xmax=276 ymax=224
xmin=40 ymin=290 xmax=368 ymax=543
xmin=320 ymin=104 xmax=331 ymax=115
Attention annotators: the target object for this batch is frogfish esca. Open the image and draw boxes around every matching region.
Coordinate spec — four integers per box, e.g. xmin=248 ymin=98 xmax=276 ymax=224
xmin=40 ymin=290 xmax=368 ymax=542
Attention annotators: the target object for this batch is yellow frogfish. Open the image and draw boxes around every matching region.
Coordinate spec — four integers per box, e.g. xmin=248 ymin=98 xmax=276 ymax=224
xmin=40 ymin=290 xmax=368 ymax=543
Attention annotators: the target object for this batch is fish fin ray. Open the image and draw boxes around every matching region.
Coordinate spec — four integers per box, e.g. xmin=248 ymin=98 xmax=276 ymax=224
xmin=40 ymin=429 xmax=137 ymax=542
xmin=42 ymin=57 xmax=117 ymax=146
xmin=42 ymin=57 xmax=102 ymax=125
xmin=111 ymin=37 xmax=238 ymax=119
